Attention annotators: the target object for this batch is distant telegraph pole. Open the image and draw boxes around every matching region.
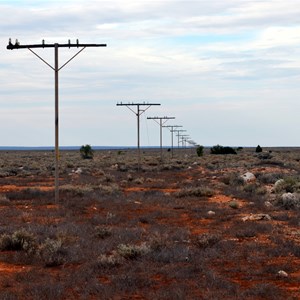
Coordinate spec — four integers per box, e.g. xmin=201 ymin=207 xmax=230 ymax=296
xmin=116 ymin=102 xmax=160 ymax=170
xmin=174 ymin=129 xmax=187 ymax=148
xmin=163 ymin=125 xmax=182 ymax=158
xmin=7 ymin=39 xmax=107 ymax=202
xmin=147 ymin=116 xmax=175 ymax=161
xmin=178 ymin=134 xmax=189 ymax=148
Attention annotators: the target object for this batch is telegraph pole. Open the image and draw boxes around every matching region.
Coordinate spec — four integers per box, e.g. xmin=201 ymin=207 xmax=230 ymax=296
xmin=163 ymin=125 xmax=182 ymax=158
xmin=7 ymin=39 xmax=107 ymax=202
xmin=182 ymin=135 xmax=190 ymax=148
xmin=147 ymin=116 xmax=175 ymax=161
xmin=116 ymin=102 xmax=160 ymax=170
xmin=178 ymin=134 xmax=189 ymax=148
xmin=174 ymin=129 xmax=187 ymax=148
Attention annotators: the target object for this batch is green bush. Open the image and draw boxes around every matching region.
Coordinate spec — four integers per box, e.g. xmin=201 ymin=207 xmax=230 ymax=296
xmin=196 ymin=145 xmax=204 ymax=157
xmin=256 ymin=145 xmax=263 ymax=153
xmin=80 ymin=144 xmax=94 ymax=159
xmin=210 ymin=145 xmax=237 ymax=155
xmin=229 ymin=201 xmax=239 ymax=209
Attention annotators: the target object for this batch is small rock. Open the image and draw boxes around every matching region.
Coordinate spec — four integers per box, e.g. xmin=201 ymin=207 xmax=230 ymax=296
xmin=241 ymin=172 xmax=256 ymax=183
xmin=242 ymin=213 xmax=271 ymax=222
xmin=207 ymin=211 xmax=216 ymax=216
xmin=264 ymin=201 xmax=273 ymax=208
xmin=281 ymin=192 xmax=297 ymax=202
xmin=280 ymin=193 xmax=300 ymax=209
xmin=278 ymin=270 xmax=288 ymax=278
xmin=74 ymin=167 xmax=83 ymax=174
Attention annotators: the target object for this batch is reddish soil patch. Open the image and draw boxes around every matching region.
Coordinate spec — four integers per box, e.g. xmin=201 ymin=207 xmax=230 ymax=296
xmin=124 ymin=187 xmax=179 ymax=194
xmin=0 ymin=261 xmax=31 ymax=274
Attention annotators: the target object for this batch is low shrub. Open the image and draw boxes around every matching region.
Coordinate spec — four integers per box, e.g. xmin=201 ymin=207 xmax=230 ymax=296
xmin=117 ymin=243 xmax=150 ymax=260
xmin=39 ymin=238 xmax=68 ymax=267
xmin=210 ymin=145 xmax=237 ymax=155
xmin=95 ymin=226 xmax=112 ymax=239
xmin=133 ymin=177 xmax=144 ymax=185
xmin=98 ymin=184 xmax=120 ymax=194
xmin=258 ymin=173 xmax=282 ymax=184
xmin=175 ymin=187 xmax=215 ymax=198
xmin=193 ymin=233 xmax=221 ymax=249
xmin=196 ymin=145 xmax=204 ymax=157
xmin=256 ymin=145 xmax=263 ymax=153
xmin=222 ymin=173 xmax=244 ymax=186
xmin=233 ymin=222 xmax=272 ymax=239
xmin=229 ymin=201 xmax=239 ymax=209
xmin=0 ymin=194 xmax=11 ymax=206
xmin=242 ymin=283 xmax=284 ymax=299
xmin=80 ymin=144 xmax=94 ymax=159
xmin=60 ymin=184 xmax=94 ymax=196
xmin=0 ymin=230 xmax=37 ymax=254
xmin=97 ymin=253 xmax=123 ymax=268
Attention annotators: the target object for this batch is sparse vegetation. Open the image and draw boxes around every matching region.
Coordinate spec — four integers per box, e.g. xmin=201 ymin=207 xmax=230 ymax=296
xmin=0 ymin=148 xmax=299 ymax=299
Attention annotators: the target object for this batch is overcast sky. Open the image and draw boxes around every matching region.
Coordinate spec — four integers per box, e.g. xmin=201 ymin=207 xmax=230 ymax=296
xmin=1 ymin=0 xmax=300 ymax=147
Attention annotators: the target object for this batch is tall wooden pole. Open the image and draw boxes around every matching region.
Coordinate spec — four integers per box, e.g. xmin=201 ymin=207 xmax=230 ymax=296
xmin=116 ymin=102 xmax=160 ymax=170
xmin=54 ymin=44 xmax=59 ymax=202
xmin=7 ymin=39 xmax=106 ymax=202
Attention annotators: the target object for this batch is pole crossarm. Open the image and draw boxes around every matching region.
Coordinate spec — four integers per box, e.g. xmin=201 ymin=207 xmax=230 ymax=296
xmin=163 ymin=125 xmax=183 ymax=131
xmin=8 ymin=39 xmax=106 ymax=71
xmin=7 ymin=39 xmax=106 ymax=50
xmin=147 ymin=116 xmax=175 ymax=125
xmin=117 ymin=102 xmax=160 ymax=116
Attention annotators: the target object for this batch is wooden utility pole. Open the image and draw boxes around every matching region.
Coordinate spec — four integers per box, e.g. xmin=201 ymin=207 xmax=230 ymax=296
xmin=116 ymin=102 xmax=160 ymax=170
xmin=173 ymin=129 xmax=187 ymax=148
xmin=7 ymin=39 xmax=106 ymax=202
xmin=163 ymin=125 xmax=182 ymax=158
xmin=147 ymin=116 xmax=175 ymax=161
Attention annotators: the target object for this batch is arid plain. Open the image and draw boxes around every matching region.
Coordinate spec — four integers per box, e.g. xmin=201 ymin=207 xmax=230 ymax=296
xmin=0 ymin=147 xmax=300 ymax=299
